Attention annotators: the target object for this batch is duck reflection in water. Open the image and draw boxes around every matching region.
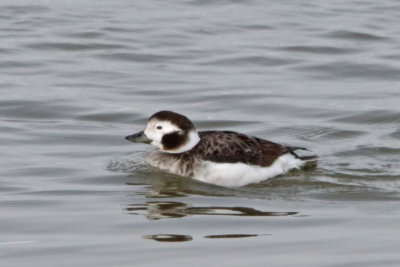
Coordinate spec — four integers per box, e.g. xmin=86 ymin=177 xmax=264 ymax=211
xmin=125 ymin=200 xmax=297 ymax=220
xmin=124 ymin=175 xmax=299 ymax=220
xmin=124 ymin=175 xmax=299 ymax=242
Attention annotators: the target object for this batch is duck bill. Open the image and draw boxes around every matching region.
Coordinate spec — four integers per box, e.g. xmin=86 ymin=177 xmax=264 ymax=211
xmin=125 ymin=131 xmax=152 ymax=144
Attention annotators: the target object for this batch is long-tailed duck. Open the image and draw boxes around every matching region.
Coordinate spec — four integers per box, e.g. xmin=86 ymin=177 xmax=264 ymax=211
xmin=125 ymin=111 xmax=317 ymax=187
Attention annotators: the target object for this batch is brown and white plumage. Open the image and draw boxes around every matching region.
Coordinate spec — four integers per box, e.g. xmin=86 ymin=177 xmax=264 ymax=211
xmin=125 ymin=111 xmax=317 ymax=187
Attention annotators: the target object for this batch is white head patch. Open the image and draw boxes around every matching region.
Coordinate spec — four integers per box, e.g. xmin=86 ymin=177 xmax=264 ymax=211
xmin=144 ymin=118 xmax=200 ymax=153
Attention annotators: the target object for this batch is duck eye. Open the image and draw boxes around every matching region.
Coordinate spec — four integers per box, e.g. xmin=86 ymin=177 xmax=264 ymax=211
xmin=156 ymin=125 xmax=162 ymax=130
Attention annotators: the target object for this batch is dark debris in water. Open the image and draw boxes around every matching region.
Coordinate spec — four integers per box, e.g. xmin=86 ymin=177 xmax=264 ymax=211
xmin=142 ymin=234 xmax=192 ymax=242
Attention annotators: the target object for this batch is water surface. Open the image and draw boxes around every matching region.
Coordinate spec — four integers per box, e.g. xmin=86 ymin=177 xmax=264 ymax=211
xmin=1 ymin=0 xmax=400 ymax=266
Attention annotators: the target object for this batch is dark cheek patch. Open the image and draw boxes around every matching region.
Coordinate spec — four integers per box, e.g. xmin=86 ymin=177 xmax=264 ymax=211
xmin=162 ymin=132 xmax=187 ymax=150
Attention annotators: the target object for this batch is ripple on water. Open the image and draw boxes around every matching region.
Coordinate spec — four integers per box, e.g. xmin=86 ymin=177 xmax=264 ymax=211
xmin=0 ymin=60 xmax=45 ymax=69
xmin=0 ymin=100 xmax=88 ymax=120
xmin=62 ymin=31 xmax=105 ymax=39
xmin=77 ymin=112 xmax=141 ymax=123
xmin=270 ymin=126 xmax=366 ymax=141
xmin=279 ymin=45 xmax=359 ymax=55
xmin=5 ymin=167 xmax=82 ymax=178
xmin=200 ymin=55 xmax=300 ymax=67
xmin=323 ymin=30 xmax=388 ymax=41
xmin=295 ymin=62 xmax=400 ymax=81
xmin=96 ymin=52 xmax=179 ymax=63
xmin=25 ymin=42 xmax=125 ymax=51
xmin=331 ymin=146 xmax=400 ymax=175
xmin=313 ymin=143 xmax=400 ymax=199
xmin=389 ymin=128 xmax=400 ymax=140
xmin=187 ymin=0 xmax=255 ymax=7
xmin=2 ymin=5 xmax=50 ymax=15
xmin=332 ymin=110 xmax=400 ymax=125
xmin=334 ymin=146 xmax=400 ymax=157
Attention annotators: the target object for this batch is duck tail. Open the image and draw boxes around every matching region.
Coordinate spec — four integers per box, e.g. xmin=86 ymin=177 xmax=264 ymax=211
xmin=287 ymin=147 xmax=319 ymax=161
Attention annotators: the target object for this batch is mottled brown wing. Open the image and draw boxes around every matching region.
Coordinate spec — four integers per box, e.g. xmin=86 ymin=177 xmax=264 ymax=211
xmin=197 ymin=131 xmax=287 ymax=167
xmin=256 ymin=138 xmax=289 ymax=166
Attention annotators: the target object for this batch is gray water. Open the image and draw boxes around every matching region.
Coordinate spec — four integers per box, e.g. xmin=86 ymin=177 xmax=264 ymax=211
xmin=1 ymin=0 xmax=400 ymax=266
